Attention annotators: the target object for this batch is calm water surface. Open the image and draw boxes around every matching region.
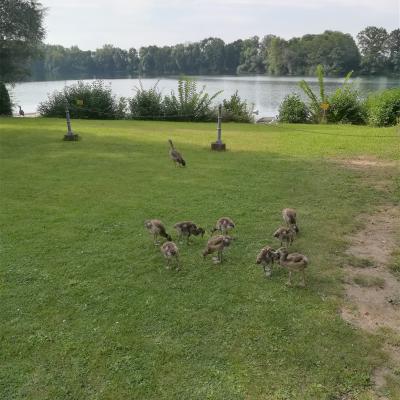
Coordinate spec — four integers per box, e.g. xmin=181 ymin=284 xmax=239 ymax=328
xmin=11 ymin=75 xmax=400 ymax=116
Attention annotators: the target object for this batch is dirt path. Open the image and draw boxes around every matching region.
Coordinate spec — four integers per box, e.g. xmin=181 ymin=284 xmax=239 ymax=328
xmin=334 ymin=157 xmax=400 ymax=399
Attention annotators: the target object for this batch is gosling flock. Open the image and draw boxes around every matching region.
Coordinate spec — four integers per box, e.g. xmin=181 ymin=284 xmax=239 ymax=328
xmin=144 ymin=140 xmax=309 ymax=287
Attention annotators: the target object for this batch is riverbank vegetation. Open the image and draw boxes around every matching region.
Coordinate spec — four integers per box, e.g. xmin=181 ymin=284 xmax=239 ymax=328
xmin=38 ymin=78 xmax=255 ymax=122
xmin=278 ymin=65 xmax=400 ymax=126
xmin=28 ymin=27 xmax=399 ymax=81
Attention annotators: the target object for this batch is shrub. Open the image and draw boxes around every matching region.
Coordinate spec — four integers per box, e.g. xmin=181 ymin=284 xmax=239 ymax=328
xmin=221 ymin=91 xmax=254 ymax=122
xmin=38 ymin=80 xmax=124 ymax=119
xmin=163 ymin=77 xmax=222 ymax=121
xmin=327 ymin=86 xmax=366 ymax=124
xmin=366 ymin=88 xmax=400 ymax=126
xmin=129 ymin=82 xmax=164 ymax=119
xmin=278 ymin=94 xmax=309 ymax=123
xmin=0 ymin=82 xmax=12 ymax=116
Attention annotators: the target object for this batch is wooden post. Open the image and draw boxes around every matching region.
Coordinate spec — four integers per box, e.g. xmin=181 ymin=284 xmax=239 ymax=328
xmin=211 ymin=104 xmax=226 ymax=151
xmin=63 ymin=106 xmax=79 ymax=141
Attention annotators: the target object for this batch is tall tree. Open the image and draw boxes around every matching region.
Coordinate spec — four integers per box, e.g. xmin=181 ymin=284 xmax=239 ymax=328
xmin=0 ymin=0 xmax=45 ymax=82
xmin=357 ymin=26 xmax=389 ymax=75
xmin=385 ymin=29 xmax=400 ymax=75
xmin=0 ymin=0 xmax=45 ymax=114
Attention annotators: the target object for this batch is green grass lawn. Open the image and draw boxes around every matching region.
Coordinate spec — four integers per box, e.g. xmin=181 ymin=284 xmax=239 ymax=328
xmin=1 ymin=118 xmax=399 ymax=399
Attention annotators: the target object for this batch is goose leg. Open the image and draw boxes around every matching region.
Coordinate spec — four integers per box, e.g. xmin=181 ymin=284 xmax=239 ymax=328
xmin=300 ymin=270 xmax=306 ymax=287
xmin=154 ymin=233 xmax=159 ymax=245
xmin=286 ymin=271 xmax=292 ymax=286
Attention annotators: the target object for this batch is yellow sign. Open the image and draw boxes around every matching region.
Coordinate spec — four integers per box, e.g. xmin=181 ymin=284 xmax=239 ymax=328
xmin=320 ymin=102 xmax=329 ymax=110
xmin=76 ymin=99 xmax=84 ymax=106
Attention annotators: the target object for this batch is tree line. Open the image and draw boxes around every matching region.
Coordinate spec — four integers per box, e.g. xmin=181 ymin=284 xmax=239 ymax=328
xmin=29 ymin=27 xmax=399 ymax=81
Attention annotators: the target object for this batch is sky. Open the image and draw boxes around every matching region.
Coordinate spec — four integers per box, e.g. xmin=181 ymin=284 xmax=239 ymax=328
xmin=41 ymin=0 xmax=400 ymax=50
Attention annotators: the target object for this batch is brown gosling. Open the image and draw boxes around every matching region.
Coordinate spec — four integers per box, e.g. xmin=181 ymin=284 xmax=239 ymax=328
xmin=160 ymin=241 xmax=180 ymax=270
xmin=256 ymin=246 xmax=279 ymax=277
xmin=211 ymin=217 xmax=235 ymax=236
xmin=275 ymin=247 xmax=308 ymax=287
xmin=282 ymin=208 xmax=299 ymax=233
xmin=144 ymin=219 xmax=172 ymax=245
xmin=168 ymin=139 xmax=186 ymax=167
xmin=203 ymin=235 xmax=233 ymax=264
xmin=174 ymin=221 xmax=205 ymax=244
xmin=273 ymin=226 xmax=296 ymax=248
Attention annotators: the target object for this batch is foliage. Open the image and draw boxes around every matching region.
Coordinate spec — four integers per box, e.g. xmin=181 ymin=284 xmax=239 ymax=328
xmin=1 ymin=118 xmax=397 ymax=399
xmin=327 ymin=85 xmax=366 ymax=124
xmin=0 ymin=82 xmax=12 ymax=116
xmin=298 ymin=65 xmax=328 ymax=123
xmin=278 ymin=94 xmax=309 ymax=123
xmin=163 ymin=77 xmax=222 ymax=121
xmin=366 ymin=88 xmax=400 ymax=126
xmin=221 ymin=91 xmax=254 ymax=122
xmin=29 ymin=27 xmax=400 ymax=80
xmin=129 ymin=82 xmax=164 ymax=119
xmin=357 ymin=26 xmax=389 ymax=75
xmin=38 ymin=80 xmax=124 ymax=119
xmin=0 ymin=0 xmax=45 ymax=82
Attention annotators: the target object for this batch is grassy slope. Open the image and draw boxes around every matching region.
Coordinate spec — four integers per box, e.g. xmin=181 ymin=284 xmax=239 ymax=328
xmin=0 ymin=118 xmax=399 ymax=399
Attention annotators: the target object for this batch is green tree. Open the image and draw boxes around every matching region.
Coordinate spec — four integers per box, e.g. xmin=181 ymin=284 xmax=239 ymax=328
xmin=385 ymin=29 xmax=400 ymax=75
xmin=357 ymin=26 xmax=389 ymax=75
xmin=0 ymin=0 xmax=45 ymax=113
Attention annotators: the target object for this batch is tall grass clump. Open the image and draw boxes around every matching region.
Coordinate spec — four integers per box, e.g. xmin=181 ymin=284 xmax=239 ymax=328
xmin=221 ymin=91 xmax=254 ymax=122
xmin=366 ymin=88 xmax=400 ymax=126
xmin=278 ymin=94 xmax=309 ymax=123
xmin=38 ymin=80 xmax=126 ymax=119
xmin=298 ymin=65 xmax=329 ymax=123
xmin=163 ymin=77 xmax=222 ymax=121
xmin=129 ymin=82 xmax=164 ymax=119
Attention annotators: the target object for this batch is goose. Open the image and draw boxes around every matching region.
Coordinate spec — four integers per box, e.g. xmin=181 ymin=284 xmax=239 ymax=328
xmin=275 ymin=247 xmax=308 ymax=287
xmin=282 ymin=208 xmax=299 ymax=233
xmin=160 ymin=241 xmax=180 ymax=270
xmin=168 ymin=139 xmax=186 ymax=167
xmin=273 ymin=226 xmax=296 ymax=248
xmin=18 ymin=106 xmax=25 ymax=117
xmin=174 ymin=221 xmax=205 ymax=244
xmin=144 ymin=219 xmax=172 ymax=245
xmin=256 ymin=245 xmax=278 ymax=277
xmin=203 ymin=235 xmax=233 ymax=264
xmin=211 ymin=217 xmax=235 ymax=236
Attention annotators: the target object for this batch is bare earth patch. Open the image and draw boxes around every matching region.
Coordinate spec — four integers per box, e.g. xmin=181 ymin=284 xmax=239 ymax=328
xmin=341 ymin=206 xmax=400 ymax=399
xmin=336 ymin=158 xmax=400 ymax=398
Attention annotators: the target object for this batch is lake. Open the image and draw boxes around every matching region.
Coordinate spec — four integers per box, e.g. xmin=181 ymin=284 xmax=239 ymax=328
xmin=10 ymin=75 xmax=400 ymax=117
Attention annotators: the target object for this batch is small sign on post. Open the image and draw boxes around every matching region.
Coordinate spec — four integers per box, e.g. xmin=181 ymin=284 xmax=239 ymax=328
xmin=63 ymin=106 xmax=79 ymax=141
xmin=211 ymin=104 xmax=226 ymax=151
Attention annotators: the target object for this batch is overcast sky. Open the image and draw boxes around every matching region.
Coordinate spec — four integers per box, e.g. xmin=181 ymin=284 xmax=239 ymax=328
xmin=41 ymin=0 xmax=400 ymax=50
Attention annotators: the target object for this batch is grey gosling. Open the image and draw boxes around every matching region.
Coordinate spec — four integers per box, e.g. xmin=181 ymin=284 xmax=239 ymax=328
xmin=211 ymin=217 xmax=235 ymax=236
xmin=275 ymin=247 xmax=308 ymax=287
xmin=174 ymin=221 xmax=205 ymax=244
xmin=282 ymin=208 xmax=299 ymax=233
xmin=160 ymin=241 xmax=180 ymax=270
xmin=203 ymin=235 xmax=233 ymax=264
xmin=144 ymin=219 xmax=172 ymax=245
xmin=256 ymin=246 xmax=279 ymax=277
xmin=273 ymin=226 xmax=296 ymax=248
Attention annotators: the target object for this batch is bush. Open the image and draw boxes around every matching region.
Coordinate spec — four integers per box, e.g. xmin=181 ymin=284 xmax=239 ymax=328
xmin=0 ymin=82 xmax=12 ymax=116
xmin=163 ymin=77 xmax=222 ymax=121
xmin=38 ymin=80 xmax=125 ymax=119
xmin=278 ymin=94 xmax=309 ymax=123
xmin=221 ymin=91 xmax=254 ymax=122
xmin=327 ymin=86 xmax=366 ymax=124
xmin=129 ymin=82 xmax=164 ymax=119
xmin=366 ymin=88 xmax=400 ymax=126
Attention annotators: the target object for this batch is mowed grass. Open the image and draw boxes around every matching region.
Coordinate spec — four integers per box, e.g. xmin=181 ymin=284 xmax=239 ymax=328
xmin=1 ymin=118 xmax=399 ymax=399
